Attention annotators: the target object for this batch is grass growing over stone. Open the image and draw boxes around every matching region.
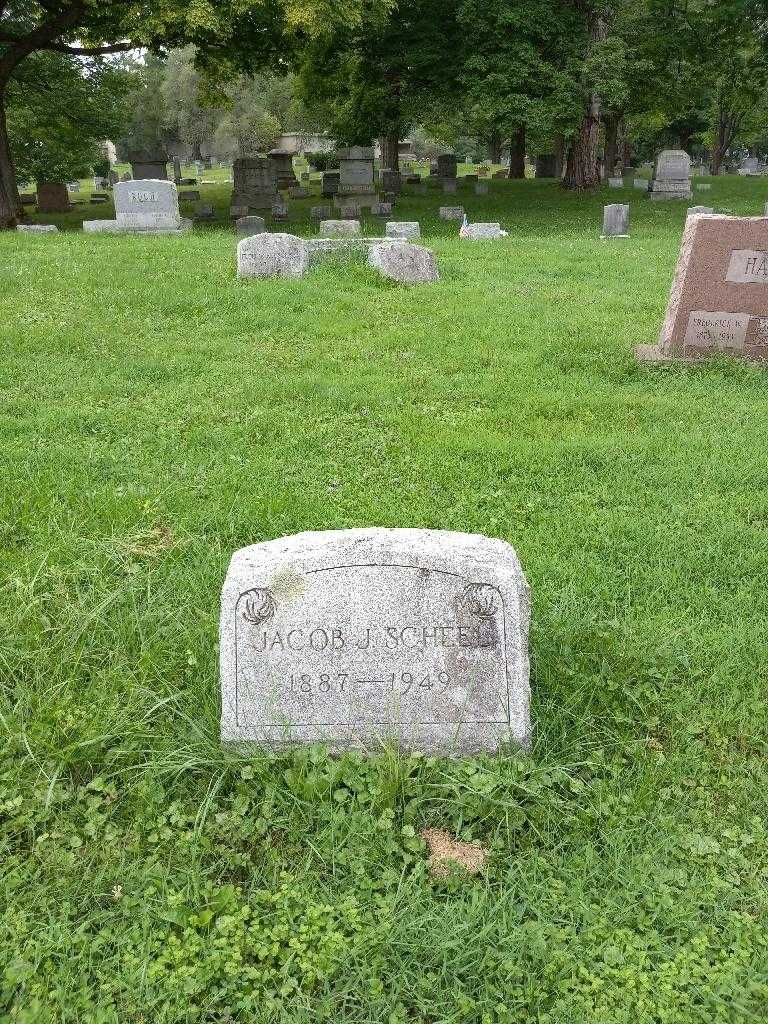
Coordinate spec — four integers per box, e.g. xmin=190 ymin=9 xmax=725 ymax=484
xmin=2 ymin=177 xmax=768 ymax=1023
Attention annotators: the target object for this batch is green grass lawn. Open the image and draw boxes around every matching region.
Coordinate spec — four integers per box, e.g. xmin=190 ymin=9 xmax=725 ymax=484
xmin=1 ymin=176 xmax=767 ymax=1023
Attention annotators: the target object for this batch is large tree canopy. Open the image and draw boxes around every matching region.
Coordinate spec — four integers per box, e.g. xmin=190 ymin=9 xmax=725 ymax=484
xmin=0 ymin=0 xmax=384 ymax=226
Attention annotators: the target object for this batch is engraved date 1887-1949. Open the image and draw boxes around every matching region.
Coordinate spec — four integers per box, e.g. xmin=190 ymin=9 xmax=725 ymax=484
xmin=288 ymin=671 xmax=452 ymax=695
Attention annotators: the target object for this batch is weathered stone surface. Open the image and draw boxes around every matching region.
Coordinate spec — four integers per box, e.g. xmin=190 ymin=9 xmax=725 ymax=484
xmin=220 ymin=528 xmax=530 ymax=753
xmin=288 ymin=187 xmax=310 ymax=199
xmin=371 ymin=202 xmax=393 ymax=216
xmin=320 ymin=219 xmax=361 ymax=237
xmin=310 ymin=205 xmax=331 ymax=219
xmin=267 ymin=150 xmax=298 ymax=190
xmin=232 ymin=157 xmax=277 ymax=212
xmin=437 ymin=154 xmax=458 ymax=179
xmin=687 ymin=206 xmax=714 ymax=217
xmin=633 ymin=178 xmax=648 ymax=190
xmin=475 ymin=183 xmax=489 ymax=195
xmin=236 ymin=215 xmax=266 ymax=236
xmin=195 ymin=203 xmax=215 ymax=220
xmin=460 ymin=222 xmax=506 ymax=240
xmin=16 ymin=224 xmax=58 ymax=233
xmin=601 ymin=204 xmax=629 ymax=237
xmin=321 ymin=171 xmax=340 ymax=198
xmin=338 ymin=204 xmax=360 ymax=219
xmin=608 ymin=177 xmax=624 ymax=188
xmin=36 ymin=182 xmax=70 ymax=213
xmin=83 ymin=179 xmax=191 ymax=234
xmin=534 ymin=154 xmax=558 ymax=178
xmin=338 ymin=147 xmax=375 ymax=191
xmin=368 ymin=241 xmax=439 ymax=284
xmin=130 ymin=157 xmax=167 ymax=180
xmin=639 ymin=214 xmax=768 ymax=362
xmin=385 ymin=221 xmax=420 ymax=239
xmin=648 ymin=150 xmax=692 ymax=200
xmin=19 ymin=194 xmax=36 ymax=205
xmin=439 ymin=206 xmax=465 ymax=221
xmin=442 ymin=179 xmax=458 ymax=194
xmin=237 ymin=232 xmax=309 ymax=279
xmin=179 ymin=190 xmax=201 ymax=202
xmin=379 ymin=169 xmax=402 ymax=193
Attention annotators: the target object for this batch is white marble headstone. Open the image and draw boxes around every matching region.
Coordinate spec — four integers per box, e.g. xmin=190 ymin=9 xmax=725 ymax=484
xmin=220 ymin=529 xmax=530 ymax=753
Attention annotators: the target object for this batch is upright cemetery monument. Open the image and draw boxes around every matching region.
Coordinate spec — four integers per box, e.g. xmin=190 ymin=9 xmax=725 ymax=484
xmin=129 ymin=154 xmax=168 ymax=180
xmin=83 ymin=180 xmax=191 ymax=234
xmin=220 ymin=529 xmax=531 ymax=753
xmin=335 ymin=146 xmax=378 ymax=210
xmin=230 ymin=158 xmax=277 ymax=215
xmin=648 ymin=149 xmax=692 ymax=200
xmin=267 ymin=150 xmax=299 ymax=191
xmin=637 ymin=214 xmax=768 ymax=363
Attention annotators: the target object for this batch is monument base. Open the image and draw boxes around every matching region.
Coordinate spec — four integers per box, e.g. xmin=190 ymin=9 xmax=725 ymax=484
xmin=83 ymin=218 xmax=192 ymax=234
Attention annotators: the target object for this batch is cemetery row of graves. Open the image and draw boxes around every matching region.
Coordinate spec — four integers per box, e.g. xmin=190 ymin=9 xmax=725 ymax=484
xmin=3 ymin=158 xmax=768 ymax=1019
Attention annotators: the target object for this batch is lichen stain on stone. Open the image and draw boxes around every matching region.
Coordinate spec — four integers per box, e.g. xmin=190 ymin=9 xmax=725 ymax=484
xmin=269 ymin=564 xmax=305 ymax=602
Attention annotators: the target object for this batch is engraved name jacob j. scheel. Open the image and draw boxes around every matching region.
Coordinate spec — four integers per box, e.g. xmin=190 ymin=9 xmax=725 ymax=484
xmin=237 ymin=582 xmax=501 ymax=653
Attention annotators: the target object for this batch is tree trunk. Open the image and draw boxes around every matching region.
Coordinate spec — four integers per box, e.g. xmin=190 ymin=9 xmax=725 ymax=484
xmin=487 ymin=130 xmax=502 ymax=164
xmin=562 ymin=92 xmax=601 ymax=190
xmin=603 ymin=112 xmax=619 ymax=182
xmin=0 ymin=84 xmax=21 ymax=229
xmin=508 ymin=125 xmax=526 ymax=178
xmin=379 ymin=131 xmax=400 ymax=172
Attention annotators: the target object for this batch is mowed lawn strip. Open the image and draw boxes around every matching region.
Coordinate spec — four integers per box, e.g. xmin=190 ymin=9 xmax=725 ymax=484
xmin=1 ymin=177 xmax=767 ymax=1023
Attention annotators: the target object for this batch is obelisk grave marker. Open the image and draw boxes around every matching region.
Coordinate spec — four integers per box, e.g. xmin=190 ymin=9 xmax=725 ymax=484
xmin=637 ymin=214 xmax=768 ymax=362
xmin=220 ymin=529 xmax=530 ymax=753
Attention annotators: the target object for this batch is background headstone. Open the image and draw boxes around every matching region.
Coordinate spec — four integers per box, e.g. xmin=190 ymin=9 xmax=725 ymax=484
xmin=36 ymin=182 xmax=71 ymax=213
xmin=231 ymin=157 xmax=277 ymax=213
xmin=437 ymin=154 xmax=457 ymax=180
xmin=220 ymin=529 xmax=529 ymax=752
xmin=460 ymin=222 xmax=507 ymax=240
xmin=534 ymin=154 xmax=558 ymax=178
xmin=83 ymin=179 xmax=189 ymax=233
xmin=320 ymin=219 xmax=361 ymax=237
xmin=648 ymin=150 xmax=692 ymax=200
xmin=236 ymin=215 xmax=266 ymax=236
xmin=129 ymin=156 xmax=168 ymax=180
xmin=237 ymin=232 xmax=309 ymax=279
xmin=601 ymin=203 xmax=629 ymax=237
xmin=268 ymin=150 xmax=299 ymax=190
xmin=439 ymin=206 xmax=465 ymax=220
xmin=385 ymin=221 xmax=420 ymax=239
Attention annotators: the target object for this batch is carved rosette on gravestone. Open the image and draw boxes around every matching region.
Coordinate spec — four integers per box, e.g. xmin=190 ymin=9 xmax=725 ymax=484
xmin=83 ymin=179 xmax=191 ymax=234
xmin=237 ymin=233 xmax=309 ymax=279
xmin=648 ymin=150 xmax=692 ymax=200
xmin=231 ymin=157 xmax=277 ymax=214
xmin=601 ymin=204 xmax=629 ymax=238
xmin=636 ymin=215 xmax=768 ymax=363
xmin=220 ymin=529 xmax=529 ymax=753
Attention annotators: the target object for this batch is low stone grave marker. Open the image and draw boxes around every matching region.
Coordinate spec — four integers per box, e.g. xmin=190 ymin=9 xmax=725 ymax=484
xmin=368 ymin=242 xmax=440 ymax=285
xmin=37 ymin=183 xmax=71 ymax=213
xmin=371 ymin=202 xmax=393 ymax=216
xmin=195 ymin=203 xmax=215 ymax=220
xmin=460 ymin=222 xmax=507 ymax=240
xmin=289 ymin=187 xmax=310 ymax=199
xmin=17 ymin=224 xmax=58 ymax=233
xmin=220 ymin=528 xmax=528 ymax=752
xmin=608 ymin=177 xmax=624 ymax=188
xmin=386 ymin=221 xmax=420 ymax=239
xmin=648 ymin=150 xmax=692 ymax=201
xmin=688 ymin=206 xmax=713 ymax=217
xmin=236 ymin=215 xmax=266 ymax=236
xmin=633 ymin=178 xmax=648 ymax=190
xmin=179 ymin=190 xmax=201 ymax=202
xmin=601 ymin=204 xmax=629 ymax=238
xmin=320 ymin=219 xmax=361 ymax=237
xmin=442 ymin=180 xmax=458 ymax=194
xmin=311 ymin=205 xmax=331 ymax=219
xmin=83 ymin=179 xmax=191 ymax=234
xmin=338 ymin=204 xmax=360 ymax=219
xmin=19 ymin=194 xmax=36 ymax=206
xmin=475 ymin=183 xmax=489 ymax=195
xmin=440 ymin=206 xmax=465 ymax=221
xmin=637 ymin=214 xmax=768 ymax=363
xmin=237 ymin=232 xmax=309 ymax=279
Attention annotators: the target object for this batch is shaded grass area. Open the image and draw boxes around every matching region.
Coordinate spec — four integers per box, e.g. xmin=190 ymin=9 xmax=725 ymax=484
xmin=1 ymin=177 xmax=768 ymax=1022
